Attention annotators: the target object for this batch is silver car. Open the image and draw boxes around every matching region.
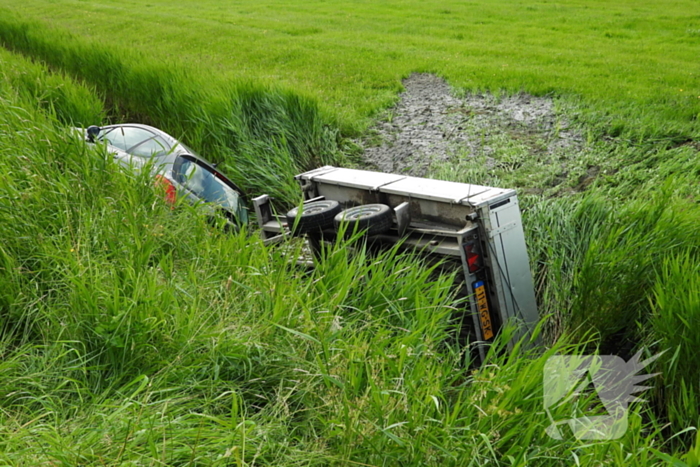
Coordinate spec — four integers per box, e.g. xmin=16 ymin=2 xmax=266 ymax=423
xmin=81 ymin=123 xmax=248 ymax=225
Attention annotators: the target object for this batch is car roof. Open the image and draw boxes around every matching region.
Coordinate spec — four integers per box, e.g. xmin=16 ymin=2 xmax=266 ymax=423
xmin=98 ymin=123 xmax=201 ymax=160
xmin=101 ymin=123 xmax=169 ymax=137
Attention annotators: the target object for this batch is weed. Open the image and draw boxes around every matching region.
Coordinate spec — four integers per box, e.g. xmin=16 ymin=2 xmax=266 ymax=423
xmin=0 ymin=0 xmax=699 ymax=462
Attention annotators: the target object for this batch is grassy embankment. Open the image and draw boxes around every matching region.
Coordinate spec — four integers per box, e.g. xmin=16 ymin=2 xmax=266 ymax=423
xmin=0 ymin=10 xmax=347 ymax=205
xmin=0 ymin=51 xmax=664 ymax=464
xmin=0 ymin=0 xmax=700 ymax=464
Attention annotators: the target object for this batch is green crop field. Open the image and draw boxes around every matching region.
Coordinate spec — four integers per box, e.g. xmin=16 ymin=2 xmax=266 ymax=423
xmin=4 ymin=0 xmax=700 ymax=133
xmin=1 ymin=0 xmax=700 ymax=465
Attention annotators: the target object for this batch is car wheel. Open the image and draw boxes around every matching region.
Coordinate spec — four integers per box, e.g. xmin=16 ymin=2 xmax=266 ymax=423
xmin=334 ymin=204 xmax=393 ymax=236
xmin=286 ymin=200 xmax=341 ymax=235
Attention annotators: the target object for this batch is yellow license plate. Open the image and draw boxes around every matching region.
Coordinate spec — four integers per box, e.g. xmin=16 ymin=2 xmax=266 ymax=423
xmin=473 ymin=281 xmax=494 ymax=340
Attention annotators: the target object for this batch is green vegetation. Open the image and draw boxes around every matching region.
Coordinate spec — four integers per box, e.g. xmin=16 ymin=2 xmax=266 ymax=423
xmin=2 ymin=76 xmax=677 ymax=463
xmin=0 ymin=0 xmax=699 ymax=464
xmin=3 ymin=0 xmax=699 ymax=137
xmin=0 ymin=47 xmax=104 ymax=126
xmin=0 ymin=14 xmax=346 ymax=204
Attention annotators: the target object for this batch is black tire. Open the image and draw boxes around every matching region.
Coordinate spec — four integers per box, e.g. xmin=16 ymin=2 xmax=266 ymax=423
xmin=334 ymin=204 xmax=393 ymax=236
xmin=286 ymin=200 xmax=341 ymax=235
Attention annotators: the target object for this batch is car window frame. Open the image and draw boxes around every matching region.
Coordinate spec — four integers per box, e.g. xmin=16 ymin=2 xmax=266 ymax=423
xmin=172 ymin=154 xmax=248 ymax=219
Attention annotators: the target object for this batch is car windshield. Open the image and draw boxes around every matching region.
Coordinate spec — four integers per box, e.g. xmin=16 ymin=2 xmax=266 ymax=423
xmin=101 ymin=126 xmax=155 ymax=151
xmin=174 ymin=158 xmax=242 ymax=215
xmin=128 ymin=136 xmax=171 ymax=157
xmin=99 ymin=125 xmax=193 ymax=158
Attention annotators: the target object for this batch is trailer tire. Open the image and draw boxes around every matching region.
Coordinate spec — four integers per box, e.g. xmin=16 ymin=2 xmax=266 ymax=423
xmin=334 ymin=204 xmax=393 ymax=236
xmin=286 ymin=200 xmax=341 ymax=235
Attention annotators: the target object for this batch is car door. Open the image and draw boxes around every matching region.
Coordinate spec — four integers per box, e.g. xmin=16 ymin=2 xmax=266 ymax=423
xmin=172 ymin=155 xmax=248 ymax=224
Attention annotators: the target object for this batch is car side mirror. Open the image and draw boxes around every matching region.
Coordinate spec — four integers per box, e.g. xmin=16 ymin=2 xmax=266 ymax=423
xmin=86 ymin=125 xmax=101 ymax=142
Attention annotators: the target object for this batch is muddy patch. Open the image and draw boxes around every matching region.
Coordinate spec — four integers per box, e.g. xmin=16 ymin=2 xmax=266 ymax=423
xmin=359 ymin=73 xmax=585 ymax=178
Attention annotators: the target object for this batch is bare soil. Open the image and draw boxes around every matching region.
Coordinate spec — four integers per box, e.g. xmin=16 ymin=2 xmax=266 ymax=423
xmin=359 ymin=73 xmax=584 ymax=177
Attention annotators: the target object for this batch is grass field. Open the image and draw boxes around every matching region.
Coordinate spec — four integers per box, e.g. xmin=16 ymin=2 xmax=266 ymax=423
xmin=1 ymin=0 xmax=700 ymax=465
xmin=2 ymin=0 xmax=700 ymax=134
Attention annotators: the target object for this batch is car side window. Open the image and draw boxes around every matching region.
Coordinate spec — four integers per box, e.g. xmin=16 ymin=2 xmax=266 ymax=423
xmin=172 ymin=156 xmax=243 ymax=216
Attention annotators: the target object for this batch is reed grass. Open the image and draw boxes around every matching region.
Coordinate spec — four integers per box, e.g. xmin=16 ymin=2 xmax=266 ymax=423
xmin=1 ymin=1 xmax=700 ymax=463
xmin=0 ymin=16 xmax=345 ymax=205
xmin=0 ymin=79 xmax=690 ymax=463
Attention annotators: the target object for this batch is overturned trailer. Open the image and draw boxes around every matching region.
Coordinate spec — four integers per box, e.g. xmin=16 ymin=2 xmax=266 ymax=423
xmin=254 ymin=166 xmax=538 ymax=362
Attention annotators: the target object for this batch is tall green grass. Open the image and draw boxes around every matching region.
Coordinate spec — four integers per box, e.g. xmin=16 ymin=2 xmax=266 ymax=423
xmin=431 ymin=119 xmax=700 ymax=446
xmin=0 ymin=46 xmax=104 ymax=125
xmin=0 ymin=76 xmax=692 ymax=463
xmin=3 ymin=0 xmax=699 ymax=141
xmin=648 ymin=253 xmax=700 ymax=442
xmin=521 ymin=190 xmax=700 ymax=449
xmin=1 ymin=1 xmax=700 ymax=462
xmin=3 ymin=1 xmax=700 ymax=206
xmin=0 ymin=15 xmax=345 ymax=205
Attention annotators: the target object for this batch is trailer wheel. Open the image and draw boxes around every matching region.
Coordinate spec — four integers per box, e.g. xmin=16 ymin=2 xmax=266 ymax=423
xmin=286 ymin=200 xmax=341 ymax=235
xmin=334 ymin=204 xmax=393 ymax=236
